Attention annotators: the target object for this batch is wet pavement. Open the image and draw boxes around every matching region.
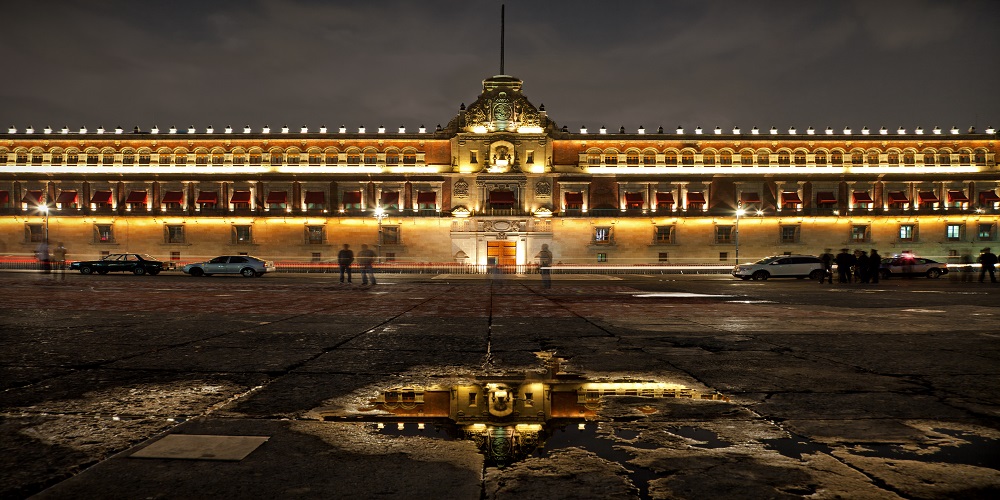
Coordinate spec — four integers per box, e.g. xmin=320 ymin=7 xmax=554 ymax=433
xmin=1 ymin=271 xmax=999 ymax=499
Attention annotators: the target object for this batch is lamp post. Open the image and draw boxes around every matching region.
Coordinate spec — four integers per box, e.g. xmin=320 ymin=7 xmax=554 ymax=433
xmin=373 ymin=206 xmax=387 ymax=260
xmin=734 ymin=202 xmax=745 ymax=264
xmin=38 ymin=203 xmax=50 ymax=245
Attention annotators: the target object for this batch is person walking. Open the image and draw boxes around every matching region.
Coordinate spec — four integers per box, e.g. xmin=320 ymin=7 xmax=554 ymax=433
xmin=357 ymin=243 xmax=377 ymax=285
xmin=536 ymin=243 xmax=553 ymax=288
xmin=835 ymin=248 xmax=855 ymax=283
xmin=868 ymin=248 xmax=881 ymax=284
xmin=337 ymin=243 xmax=354 ymax=283
xmin=978 ymin=247 xmax=998 ymax=283
xmin=53 ymin=242 xmax=67 ymax=280
xmin=819 ymin=249 xmax=834 ymax=284
xmin=35 ymin=240 xmax=51 ymax=274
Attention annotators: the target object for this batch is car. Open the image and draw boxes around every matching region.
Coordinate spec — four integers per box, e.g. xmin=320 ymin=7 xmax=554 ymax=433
xmin=879 ymin=255 xmax=948 ymax=279
xmin=70 ymin=253 xmax=165 ymax=276
xmin=733 ymin=255 xmax=825 ymax=281
xmin=181 ymin=255 xmax=276 ymax=277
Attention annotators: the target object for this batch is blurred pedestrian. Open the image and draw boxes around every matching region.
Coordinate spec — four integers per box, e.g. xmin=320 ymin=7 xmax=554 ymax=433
xmin=819 ymin=249 xmax=834 ymax=284
xmin=358 ymin=243 xmax=376 ymax=285
xmin=868 ymin=248 xmax=881 ymax=284
xmin=53 ymin=242 xmax=67 ymax=280
xmin=337 ymin=243 xmax=354 ymax=283
xmin=34 ymin=240 xmax=51 ymax=274
xmin=835 ymin=248 xmax=855 ymax=283
xmin=857 ymin=250 xmax=870 ymax=283
xmin=978 ymin=247 xmax=997 ymax=283
xmin=536 ymin=243 xmax=553 ymax=288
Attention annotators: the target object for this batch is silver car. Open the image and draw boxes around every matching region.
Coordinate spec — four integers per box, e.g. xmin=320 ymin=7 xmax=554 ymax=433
xmin=181 ymin=255 xmax=276 ymax=277
xmin=732 ymin=255 xmax=825 ymax=281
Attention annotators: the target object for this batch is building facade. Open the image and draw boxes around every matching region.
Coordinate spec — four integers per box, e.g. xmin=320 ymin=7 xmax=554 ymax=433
xmin=2 ymin=74 xmax=998 ymax=269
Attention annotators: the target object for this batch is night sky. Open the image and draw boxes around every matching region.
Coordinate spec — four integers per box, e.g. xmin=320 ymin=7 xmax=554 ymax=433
xmin=3 ymin=0 xmax=998 ymax=134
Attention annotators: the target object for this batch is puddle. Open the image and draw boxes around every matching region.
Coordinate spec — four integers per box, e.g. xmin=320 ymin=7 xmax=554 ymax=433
xmin=726 ymin=300 xmax=776 ymax=304
xmin=851 ymin=429 xmax=1000 ymax=469
xmin=763 ymin=434 xmax=833 ymax=460
xmin=665 ymin=426 xmax=732 ymax=449
xmin=630 ymin=292 xmax=730 ymax=298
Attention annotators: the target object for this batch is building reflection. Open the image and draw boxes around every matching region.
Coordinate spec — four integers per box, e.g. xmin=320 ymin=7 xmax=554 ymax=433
xmin=351 ymin=359 xmax=727 ymax=467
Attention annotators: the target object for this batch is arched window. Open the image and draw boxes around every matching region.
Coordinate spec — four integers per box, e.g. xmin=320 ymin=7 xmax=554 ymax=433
xmin=269 ymin=150 xmax=284 ymax=165
xmin=385 ymin=150 xmax=400 ymax=165
xmin=211 ymin=150 xmax=224 ymax=166
xmin=50 ymin=149 xmax=63 ymax=165
xmin=867 ymin=151 xmax=880 ymax=166
xmin=138 ymin=150 xmax=150 ymax=165
xmin=703 ymin=151 xmax=716 ymax=166
xmin=851 ymin=150 xmax=864 ymax=165
xmin=402 ymin=151 xmax=416 ymax=165
xmin=232 ymin=150 xmax=246 ymax=166
xmin=587 ymin=150 xmax=601 ymax=165
xmin=814 ymin=151 xmax=827 ymax=166
xmin=681 ymin=152 xmax=694 ymax=166
xmin=720 ymin=151 xmax=733 ymax=165
xmin=325 ymin=150 xmax=338 ymax=165
xmin=664 ymin=152 xmax=677 ymax=166
xmin=740 ymin=150 xmax=753 ymax=166
xmin=346 ymin=150 xmax=361 ymax=165
xmin=903 ymin=151 xmax=915 ymax=166
xmin=31 ymin=149 xmax=44 ymax=165
xmin=831 ymin=151 xmax=843 ymax=165
xmin=625 ymin=150 xmax=639 ymax=165
xmin=757 ymin=151 xmax=770 ymax=165
xmin=643 ymin=151 xmax=656 ymax=166
xmin=86 ymin=150 xmax=99 ymax=166
xmin=603 ymin=151 xmax=618 ymax=165
xmin=174 ymin=149 xmax=187 ymax=166
xmin=286 ymin=149 xmax=300 ymax=165
xmin=363 ymin=150 xmax=377 ymax=165
xmin=122 ymin=150 xmax=135 ymax=166
xmin=923 ymin=150 xmax=935 ymax=165
xmin=958 ymin=150 xmax=970 ymax=164
xmin=308 ymin=150 xmax=321 ymax=165
xmin=887 ymin=152 xmax=899 ymax=165
xmin=793 ymin=151 xmax=806 ymax=165
xmin=777 ymin=151 xmax=790 ymax=166
xmin=974 ymin=149 xmax=987 ymax=164
xmin=249 ymin=151 xmax=262 ymax=166
xmin=102 ymin=149 xmax=114 ymax=166
xmin=67 ymin=150 xmax=79 ymax=165
xmin=196 ymin=151 xmax=208 ymax=166
xmin=938 ymin=151 xmax=951 ymax=165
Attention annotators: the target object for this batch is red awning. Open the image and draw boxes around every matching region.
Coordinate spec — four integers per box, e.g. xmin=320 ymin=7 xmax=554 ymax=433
xmin=265 ymin=191 xmax=287 ymax=204
xmin=918 ymin=191 xmax=939 ymax=203
xmin=852 ymin=191 xmax=873 ymax=203
xmin=781 ymin=192 xmax=802 ymax=204
xmin=565 ymin=192 xmax=584 ymax=204
xmin=980 ymin=191 xmax=1000 ymax=202
xmin=342 ymin=191 xmax=362 ymax=204
xmin=686 ymin=192 xmax=706 ymax=204
xmin=416 ymin=191 xmax=436 ymax=204
xmin=380 ymin=191 xmax=399 ymax=205
xmin=22 ymin=190 xmax=43 ymax=204
xmin=196 ymin=191 xmax=218 ymax=204
xmin=0 ymin=191 xmax=9 ymax=204
xmin=304 ymin=191 xmax=325 ymax=204
xmin=230 ymin=190 xmax=251 ymax=203
xmin=125 ymin=191 xmax=147 ymax=204
xmin=489 ymin=190 xmax=516 ymax=204
xmin=656 ymin=192 xmax=674 ymax=204
xmin=624 ymin=192 xmax=644 ymax=203
xmin=816 ymin=191 xmax=837 ymax=204
xmin=90 ymin=190 xmax=113 ymax=204
xmin=739 ymin=192 xmax=761 ymax=203
xmin=948 ymin=190 xmax=969 ymax=203
xmin=887 ymin=191 xmax=909 ymax=204
xmin=162 ymin=191 xmax=184 ymax=204
xmin=56 ymin=191 xmax=78 ymax=204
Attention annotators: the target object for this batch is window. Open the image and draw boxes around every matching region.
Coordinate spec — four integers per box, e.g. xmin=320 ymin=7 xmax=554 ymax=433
xmin=867 ymin=151 xmax=880 ymax=166
xmin=703 ymin=151 xmax=715 ymax=166
xmin=526 ymin=151 xmax=534 ymax=164
xmin=780 ymin=225 xmax=800 ymax=243
xmin=903 ymin=152 xmax=915 ymax=166
xmin=831 ymin=151 xmax=843 ymax=165
xmin=740 ymin=151 xmax=753 ymax=165
xmin=138 ymin=151 xmax=150 ymax=165
xmin=196 ymin=152 xmax=208 ymax=166
xmin=26 ymin=223 xmax=45 ymax=243
xmin=587 ymin=151 xmax=601 ymax=165
xmin=923 ymin=151 xmax=935 ymax=165
xmin=851 ymin=225 xmax=870 ymax=243
xmin=233 ymin=225 xmax=252 ymax=244
xmin=174 ymin=152 xmax=187 ymax=166
xmin=95 ymin=224 xmax=115 ymax=243
xmin=122 ymin=151 xmax=134 ymax=165
xmin=681 ymin=152 xmax=694 ymax=166
xmin=311 ymin=252 xmax=322 ymax=262
xmin=658 ymin=252 xmax=669 ymax=262
xmin=363 ymin=151 xmax=377 ymax=165
xmin=719 ymin=151 xmax=732 ymax=165
xmin=719 ymin=252 xmax=728 ymax=261
xmin=978 ymin=223 xmax=995 ymax=241
xmin=594 ymin=226 xmax=613 ymax=243
xmin=309 ymin=152 xmax=321 ymax=165
xmin=777 ymin=151 xmax=790 ymax=166
xmin=523 ymin=392 xmax=534 ymax=407
xmin=170 ymin=251 xmax=181 ymax=261
xmin=306 ymin=225 xmax=325 ymax=244
xmin=626 ymin=151 xmax=639 ymax=165
xmin=758 ymin=151 xmax=770 ymax=165
xmin=346 ymin=151 xmax=361 ymax=165
xmin=286 ymin=151 xmax=299 ymax=165
xmin=15 ymin=151 xmax=27 ymax=165
xmin=325 ymin=151 xmax=338 ymax=165
xmin=643 ymin=151 xmax=656 ymax=165
xmin=468 ymin=393 xmax=477 ymax=406
xmin=381 ymin=226 xmax=400 ymax=245
xmin=664 ymin=152 xmax=677 ymax=165
xmin=604 ymin=153 xmax=617 ymax=166
xmin=31 ymin=151 xmax=44 ymax=165
xmin=597 ymin=253 xmax=607 ymax=263
xmin=851 ymin=151 xmax=863 ymax=165
xmin=793 ymin=151 xmax=806 ymax=165
xmin=468 ymin=151 xmax=477 ymax=164
xmin=232 ymin=152 xmax=246 ymax=166
xmin=939 ymin=152 xmax=951 ymax=166
xmin=888 ymin=152 xmax=899 ymax=165
xmin=50 ymin=151 xmax=62 ymax=165
xmin=715 ymin=225 xmax=733 ymax=244
xmin=654 ymin=225 xmax=674 ymax=244
xmin=165 ymin=225 xmax=185 ymax=244
xmin=899 ymin=224 xmax=915 ymax=242
xmin=946 ymin=224 xmax=963 ymax=241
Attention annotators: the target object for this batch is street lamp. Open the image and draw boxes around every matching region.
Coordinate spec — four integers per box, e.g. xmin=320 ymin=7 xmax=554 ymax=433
xmin=734 ymin=202 xmax=745 ymax=264
xmin=373 ymin=206 xmax=387 ymax=260
xmin=38 ymin=203 xmax=50 ymax=244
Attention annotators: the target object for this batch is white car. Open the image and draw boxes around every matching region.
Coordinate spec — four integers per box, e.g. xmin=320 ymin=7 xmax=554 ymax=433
xmin=879 ymin=256 xmax=948 ymax=279
xmin=181 ymin=255 xmax=276 ymax=277
xmin=733 ymin=255 xmax=825 ymax=281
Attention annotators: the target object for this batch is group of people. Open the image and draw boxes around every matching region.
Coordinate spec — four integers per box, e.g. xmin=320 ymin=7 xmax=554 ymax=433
xmin=336 ymin=243 xmax=377 ymax=285
xmin=34 ymin=241 xmax=67 ymax=278
xmin=819 ymin=248 xmax=882 ymax=284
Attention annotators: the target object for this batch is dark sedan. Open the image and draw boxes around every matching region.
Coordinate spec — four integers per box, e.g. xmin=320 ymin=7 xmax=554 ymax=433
xmin=70 ymin=253 xmax=166 ymax=276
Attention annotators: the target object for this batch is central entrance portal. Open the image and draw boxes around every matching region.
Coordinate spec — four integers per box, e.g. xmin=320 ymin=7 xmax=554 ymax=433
xmin=487 ymin=241 xmax=517 ymax=267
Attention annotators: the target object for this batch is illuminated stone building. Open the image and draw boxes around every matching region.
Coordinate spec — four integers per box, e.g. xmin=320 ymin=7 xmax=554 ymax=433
xmin=1 ymin=73 xmax=998 ymax=268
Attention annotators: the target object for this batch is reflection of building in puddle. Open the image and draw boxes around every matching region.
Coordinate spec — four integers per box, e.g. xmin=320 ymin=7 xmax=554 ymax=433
xmin=351 ymin=363 xmax=728 ymax=467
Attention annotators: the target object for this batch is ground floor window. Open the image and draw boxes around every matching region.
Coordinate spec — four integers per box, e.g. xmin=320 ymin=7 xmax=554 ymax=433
xmin=779 ymin=225 xmax=800 ymax=243
xmin=715 ymin=225 xmax=732 ymax=244
xmin=654 ymin=225 xmax=674 ymax=244
xmin=95 ymin=224 xmax=115 ymax=243
xmin=658 ymin=252 xmax=669 ymax=262
xmin=305 ymin=225 xmax=325 ymax=244
xmin=25 ymin=223 xmax=44 ymax=243
xmin=380 ymin=225 xmax=400 ymax=245
xmin=850 ymin=225 xmax=870 ymax=243
xmin=170 ymin=251 xmax=181 ymax=261
xmin=978 ymin=223 xmax=995 ymax=241
xmin=899 ymin=224 xmax=916 ymax=242
xmin=165 ymin=224 xmax=185 ymax=244
xmin=232 ymin=225 xmax=252 ymax=244
xmin=596 ymin=252 xmax=607 ymax=263
xmin=311 ymin=252 xmax=321 ymax=262
xmin=593 ymin=226 xmax=613 ymax=244
xmin=946 ymin=223 xmax=964 ymax=241
xmin=719 ymin=252 xmax=728 ymax=261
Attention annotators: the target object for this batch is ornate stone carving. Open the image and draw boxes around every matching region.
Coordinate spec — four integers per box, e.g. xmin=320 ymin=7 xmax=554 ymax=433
xmin=454 ymin=179 xmax=469 ymax=198
xmin=535 ymin=180 xmax=551 ymax=197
